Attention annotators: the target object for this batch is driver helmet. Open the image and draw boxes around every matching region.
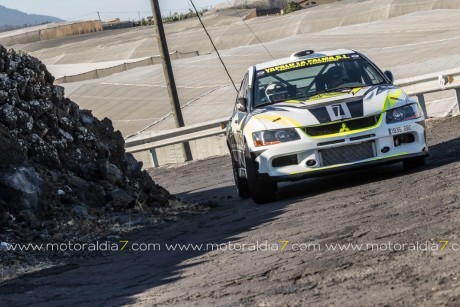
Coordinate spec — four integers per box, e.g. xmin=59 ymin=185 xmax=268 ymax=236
xmin=265 ymin=83 xmax=288 ymax=102
xmin=326 ymin=66 xmax=347 ymax=88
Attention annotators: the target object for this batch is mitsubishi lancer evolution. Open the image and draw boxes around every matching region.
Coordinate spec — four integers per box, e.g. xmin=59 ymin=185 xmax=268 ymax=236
xmin=226 ymin=49 xmax=428 ymax=204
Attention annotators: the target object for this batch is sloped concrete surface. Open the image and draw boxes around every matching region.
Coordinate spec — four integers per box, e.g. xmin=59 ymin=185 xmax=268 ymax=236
xmin=4 ymin=0 xmax=460 ymax=166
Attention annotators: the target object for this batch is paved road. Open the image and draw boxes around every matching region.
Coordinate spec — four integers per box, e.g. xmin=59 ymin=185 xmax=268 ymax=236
xmin=1 ymin=117 xmax=460 ymax=306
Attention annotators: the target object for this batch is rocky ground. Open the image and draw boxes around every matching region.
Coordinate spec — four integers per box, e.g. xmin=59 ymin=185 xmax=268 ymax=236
xmin=0 ymin=45 xmax=213 ymax=281
xmin=0 ymin=115 xmax=459 ymax=306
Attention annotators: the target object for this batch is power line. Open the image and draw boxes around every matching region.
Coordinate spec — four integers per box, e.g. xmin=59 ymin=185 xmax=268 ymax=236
xmin=188 ymin=0 xmax=239 ymax=93
xmin=224 ymin=0 xmax=275 ymax=60
xmin=68 ymin=12 xmax=100 ymax=20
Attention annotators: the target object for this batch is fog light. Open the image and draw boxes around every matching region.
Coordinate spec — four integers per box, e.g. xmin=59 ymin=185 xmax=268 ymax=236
xmin=394 ymin=133 xmax=415 ymax=147
xmin=306 ymin=159 xmax=317 ymax=167
xmin=381 ymin=146 xmax=390 ymax=153
xmin=272 ymin=155 xmax=298 ymax=167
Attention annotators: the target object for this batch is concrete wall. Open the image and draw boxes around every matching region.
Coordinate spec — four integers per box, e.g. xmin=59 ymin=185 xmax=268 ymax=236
xmin=0 ymin=21 xmax=102 ymax=47
xmin=54 ymin=50 xmax=199 ymax=84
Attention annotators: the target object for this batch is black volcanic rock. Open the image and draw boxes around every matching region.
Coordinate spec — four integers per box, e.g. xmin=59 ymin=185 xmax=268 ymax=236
xmin=0 ymin=45 xmax=180 ymax=242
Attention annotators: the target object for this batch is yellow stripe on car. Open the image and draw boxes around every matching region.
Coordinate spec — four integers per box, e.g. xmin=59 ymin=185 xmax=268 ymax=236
xmin=254 ymin=114 xmax=302 ymax=128
xmin=351 ymin=87 xmax=362 ymax=95
xmin=381 ymin=89 xmax=404 ymax=112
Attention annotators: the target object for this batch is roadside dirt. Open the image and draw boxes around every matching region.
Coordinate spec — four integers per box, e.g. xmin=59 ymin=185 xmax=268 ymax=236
xmin=1 ymin=116 xmax=460 ymax=306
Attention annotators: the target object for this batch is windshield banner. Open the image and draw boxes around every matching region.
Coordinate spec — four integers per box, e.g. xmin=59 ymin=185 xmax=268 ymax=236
xmin=263 ymin=54 xmax=353 ymax=74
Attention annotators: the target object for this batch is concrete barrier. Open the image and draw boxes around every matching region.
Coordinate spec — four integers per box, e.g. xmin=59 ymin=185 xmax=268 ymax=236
xmin=0 ymin=21 xmax=102 ymax=47
xmin=54 ymin=50 xmax=200 ymax=84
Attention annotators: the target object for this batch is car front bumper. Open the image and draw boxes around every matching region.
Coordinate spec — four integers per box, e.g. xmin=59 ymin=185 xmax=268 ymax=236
xmin=253 ymin=119 xmax=428 ymax=182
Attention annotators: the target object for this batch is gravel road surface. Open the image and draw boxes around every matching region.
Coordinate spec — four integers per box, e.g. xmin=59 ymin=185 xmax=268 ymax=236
xmin=1 ymin=116 xmax=460 ymax=306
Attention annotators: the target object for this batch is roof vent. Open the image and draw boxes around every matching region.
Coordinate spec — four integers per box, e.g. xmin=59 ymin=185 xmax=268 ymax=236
xmin=290 ymin=50 xmax=315 ymax=60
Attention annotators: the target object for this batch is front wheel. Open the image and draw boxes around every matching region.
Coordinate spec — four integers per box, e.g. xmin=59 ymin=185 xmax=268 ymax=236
xmin=231 ymin=155 xmax=250 ymax=198
xmin=245 ymin=145 xmax=277 ymax=204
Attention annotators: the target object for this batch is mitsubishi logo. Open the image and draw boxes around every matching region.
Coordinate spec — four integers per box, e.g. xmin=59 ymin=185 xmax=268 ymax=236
xmin=339 ymin=123 xmax=350 ymax=133
xmin=326 ymin=103 xmax=352 ymax=121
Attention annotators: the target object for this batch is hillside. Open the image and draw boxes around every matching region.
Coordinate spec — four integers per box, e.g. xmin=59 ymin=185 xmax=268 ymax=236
xmin=0 ymin=5 xmax=63 ymax=30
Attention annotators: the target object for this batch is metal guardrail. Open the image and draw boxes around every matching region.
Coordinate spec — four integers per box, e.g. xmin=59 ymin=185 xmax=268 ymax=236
xmin=396 ymin=67 xmax=460 ymax=118
xmin=125 ymin=69 xmax=460 ymax=167
xmin=125 ymin=118 xmax=228 ymax=167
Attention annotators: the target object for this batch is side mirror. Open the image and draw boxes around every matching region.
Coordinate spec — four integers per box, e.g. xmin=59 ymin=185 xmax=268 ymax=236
xmin=384 ymin=70 xmax=394 ymax=83
xmin=236 ymin=97 xmax=247 ymax=112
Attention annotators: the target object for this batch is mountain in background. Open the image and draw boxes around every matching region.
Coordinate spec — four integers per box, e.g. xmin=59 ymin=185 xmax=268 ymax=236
xmin=0 ymin=5 xmax=64 ymax=32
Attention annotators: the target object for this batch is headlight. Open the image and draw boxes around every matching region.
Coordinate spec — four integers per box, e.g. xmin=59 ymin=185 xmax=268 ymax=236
xmin=386 ymin=104 xmax=422 ymax=124
xmin=252 ymin=128 xmax=300 ymax=147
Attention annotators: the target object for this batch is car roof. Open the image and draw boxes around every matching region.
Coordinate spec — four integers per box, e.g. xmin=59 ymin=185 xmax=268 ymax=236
xmin=254 ymin=48 xmax=357 ymax=71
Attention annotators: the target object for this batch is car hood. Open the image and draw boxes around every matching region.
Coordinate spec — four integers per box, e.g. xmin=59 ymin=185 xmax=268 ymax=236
xmin=249 ymin=84 xmax=410 ymax=130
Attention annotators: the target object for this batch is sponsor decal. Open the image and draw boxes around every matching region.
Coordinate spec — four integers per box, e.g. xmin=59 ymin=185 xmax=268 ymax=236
xmin=308 ymin=88 xmax=362 ymax=101
xmin=308 ymin=92 xmax=347 ymax=101
xmin=263 ymin=54 xmax=351 ymax=74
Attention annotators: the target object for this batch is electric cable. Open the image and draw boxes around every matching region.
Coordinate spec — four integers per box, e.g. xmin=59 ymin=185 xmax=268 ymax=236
xmin=188 ymin=0 xmax=239 ymax=93
xmin=224 ymin=0 xmax=275 ymax=60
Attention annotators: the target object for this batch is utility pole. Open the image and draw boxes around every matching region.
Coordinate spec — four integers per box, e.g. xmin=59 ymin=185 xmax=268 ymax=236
xmin=149 ymin=0 xmax=193 ymax=162
xmin=97 ymin=11 xmax=101 ymax=21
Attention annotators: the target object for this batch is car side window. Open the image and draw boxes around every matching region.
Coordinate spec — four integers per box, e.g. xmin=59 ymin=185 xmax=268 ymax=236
xmin=363 ymin=64 xmax=384 ymax=84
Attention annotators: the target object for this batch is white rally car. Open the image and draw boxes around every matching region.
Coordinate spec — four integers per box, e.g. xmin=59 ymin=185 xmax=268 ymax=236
xmin=226 ymin=49 xmax=429 ymax=204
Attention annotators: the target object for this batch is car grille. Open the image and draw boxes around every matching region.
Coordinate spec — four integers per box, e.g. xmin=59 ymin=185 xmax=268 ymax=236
xmin=303 ymin=115 xmax=380 ymax=137
xmin=320 ymin=142 xmax=375 ymax=166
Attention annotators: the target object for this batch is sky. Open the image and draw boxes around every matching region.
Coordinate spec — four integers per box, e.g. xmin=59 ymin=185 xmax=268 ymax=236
xmin=0 ymin=0 xmax=226 ymax=21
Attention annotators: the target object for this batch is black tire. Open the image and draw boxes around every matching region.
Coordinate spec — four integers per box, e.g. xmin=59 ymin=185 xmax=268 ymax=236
xmin=403 ymin=156 xmax=426 ymax=170
xmin=231 ymin=155 xmax=250 ymax=198
xmin=244 ymin=145 xmax=277 ymax=204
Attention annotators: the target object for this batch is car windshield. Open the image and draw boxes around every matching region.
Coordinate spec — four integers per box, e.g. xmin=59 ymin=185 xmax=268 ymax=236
xmin=253 ymin=54 xmax=386 ymax=107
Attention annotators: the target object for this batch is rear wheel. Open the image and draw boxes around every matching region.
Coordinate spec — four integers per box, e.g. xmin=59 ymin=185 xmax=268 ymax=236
xmin=244 ymin=145 xmax=277 ymax=204
xmin=231 ymin=155 xmax=250 ymax=197
xmin=403 ymin=156 xmax=426 ymax=170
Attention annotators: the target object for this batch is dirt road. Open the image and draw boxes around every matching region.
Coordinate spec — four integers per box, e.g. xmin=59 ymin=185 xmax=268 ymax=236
xmin=1 ymin=116 xmax=460 ymax=306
